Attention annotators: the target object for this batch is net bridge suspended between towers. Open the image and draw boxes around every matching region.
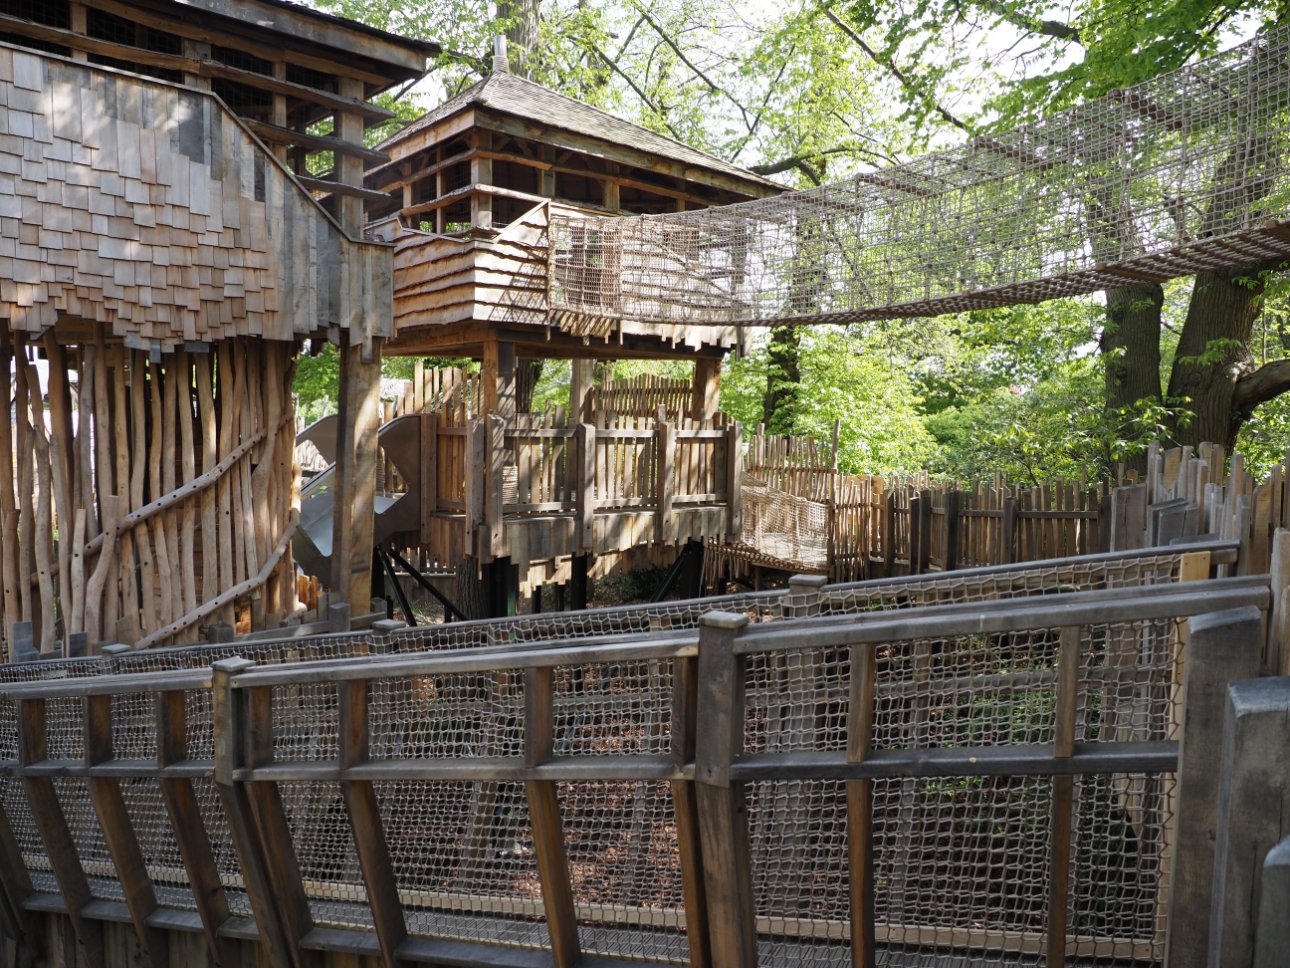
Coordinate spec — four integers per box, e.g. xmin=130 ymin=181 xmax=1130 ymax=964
xmin=546 ymin=21 xmax=1290 ymax=332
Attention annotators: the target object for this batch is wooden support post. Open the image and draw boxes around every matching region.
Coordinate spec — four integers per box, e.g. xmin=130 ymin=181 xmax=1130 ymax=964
xmin=83 ymin=694 xmax=169 ymax=966
xmin=570 ymin=360 xmax=594 ymax=425
xmin=1045 ymin=627 xmax=1081 ymax=968
xmin=1165 ymin=606 xmax=1263 ymax=968
xmin=16 ymin=698 xmax=105 ymax=967
xmin=725 ymin=423 xmax=742 ymax=540
xmin=574 ymin=423 xmax=596 ymax=552
xmin=212 ymin=658 xmax=303 ymax=968
xmin=656 ymin=415 xmax=675 ymax=544
xmin=847 ymin=641 xmax=877 ymax=968
xmin=523 ymin=667 xmax=580 ymax=966
xmin=1000 ymin=495 xmax=1017 ymax=564
xmin=332 ymin=335 xmax=382 ymax=612
xmin=0 ymin=764 xmax=35 ymax=957
xmin=418 ymin=413 xmax=438 ymax=548
xmin=670 ymin=651 xmax=711 ymax=968
xmin=487 ymin=414 xmax=507 ymax=560
xmin=944 ymin=490 xmax=962 ymax=572
xmin=786 ymin=574 xmax=826 ymax=619
xmin=692 ymin=359 xmax=721 ymax=423
xmin=1208 ymin=677 xmax=1290 ymax=968
xmin=464 ymin=420 xmax=486 ymax=560
xmin=156 ymin=689 xmax=240 ymax=967
xmin=340 ymin=679 xmax=408 ymax=968
xmin=242 ymin=684 xmax=319 ymax=968
xmin=1254 ymin=837 xmax=1290 ymax=968
xmin=694 ymin=612 xmax=756 ymax=968
xmin=1267 ymin=528 xmax=1290 ymax=675
xmin=470 ymin=131 xmax=494 ymax=230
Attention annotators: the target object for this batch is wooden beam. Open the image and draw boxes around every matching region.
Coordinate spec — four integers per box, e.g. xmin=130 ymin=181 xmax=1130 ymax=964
xmin=16 ymin=698 xmax=106 ymax=967
xmin=242 ymin=118 xmax=389 ymax=165
xmin=693 ymin=613 xmax=757 ymax=967
xmin=523 ymin=667 xmax=580 ymax=967
xmin=83 ymin=694 xmax=170 ymax=967
xmin=670 ymin=652 xmax=711 ymax=968
xmin=339 ymin=679 xmax=409 ymax=968
xmin=156 ymin=689 xmax=242 ymax=968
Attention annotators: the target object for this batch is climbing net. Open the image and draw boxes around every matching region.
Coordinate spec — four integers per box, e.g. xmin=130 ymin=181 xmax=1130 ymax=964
xmin=550 ymin=23 xmax=1290 ymax=327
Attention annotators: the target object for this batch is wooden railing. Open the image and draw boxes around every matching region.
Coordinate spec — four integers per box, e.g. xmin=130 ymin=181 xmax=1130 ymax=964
xmin=0 ymin=574 xmax=1270 ymax=968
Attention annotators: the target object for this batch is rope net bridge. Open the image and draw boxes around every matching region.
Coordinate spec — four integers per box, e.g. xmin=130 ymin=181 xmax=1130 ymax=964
xmin=549 ymin=24 xmax=1290 ymax=328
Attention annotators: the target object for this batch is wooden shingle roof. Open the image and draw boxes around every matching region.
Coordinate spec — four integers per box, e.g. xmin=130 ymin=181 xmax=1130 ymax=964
xmin=383 ymin=71 xmax=782 ymax=194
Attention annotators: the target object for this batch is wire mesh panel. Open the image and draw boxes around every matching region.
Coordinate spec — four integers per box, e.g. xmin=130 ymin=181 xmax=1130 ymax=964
xmin=278 ymin=780 xmax=372 ymax=930
xmin=375 ymin=778 xmax=549 ymax=948
xmin=51 ymin=776 xmax=124 ymax=902
xmin=190 ymin=774 xmax=253 ymax=918
xmin=119 ymin=777 xmax=196 ymax=911
xmin=560 ymin=780 xmax=690 ymax=964
xmin=551 ymin=24 xmax=1290 ymax=329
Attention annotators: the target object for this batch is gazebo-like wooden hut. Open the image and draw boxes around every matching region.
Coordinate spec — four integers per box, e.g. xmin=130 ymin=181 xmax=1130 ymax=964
xmin=0 ymin=0 xmax=433 ymax=656
xmin=364 ymin=60 xmax=782 ymax=611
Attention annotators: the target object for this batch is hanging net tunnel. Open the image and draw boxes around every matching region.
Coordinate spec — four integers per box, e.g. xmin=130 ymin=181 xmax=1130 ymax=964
xmin=549 ymin=23 xmax=1290 ymax=329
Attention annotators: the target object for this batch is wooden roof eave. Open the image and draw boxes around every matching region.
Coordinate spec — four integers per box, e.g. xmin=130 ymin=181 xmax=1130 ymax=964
xmin=373 ymin=101 xmax=781 ymax=203
xmin=162 ymin=0 xmax=437 ymax=82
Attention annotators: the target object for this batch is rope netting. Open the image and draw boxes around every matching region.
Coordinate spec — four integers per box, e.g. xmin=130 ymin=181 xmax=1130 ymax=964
xmin=550 ymin=24 xmax=1290 ymax=328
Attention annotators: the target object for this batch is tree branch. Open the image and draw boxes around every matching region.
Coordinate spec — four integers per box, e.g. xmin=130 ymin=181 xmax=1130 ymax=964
xmin=1234 ymin=358 xmax=1290 ymax=413
xmin=971 ymin=0 xmax=1082 ymax=44
xmin=591 ymin=47 xmax=685 ymax=141
xmin=821 ymin=8 xmax=972 ymax=133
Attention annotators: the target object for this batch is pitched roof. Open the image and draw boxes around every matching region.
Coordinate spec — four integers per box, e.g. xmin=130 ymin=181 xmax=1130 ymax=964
xmin=382 ymin=71 xmax=781 ymax=193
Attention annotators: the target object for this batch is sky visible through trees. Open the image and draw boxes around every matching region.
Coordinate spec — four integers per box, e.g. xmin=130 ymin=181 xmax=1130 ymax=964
xmin=306 ymin=0 xmax=1290 ymax=482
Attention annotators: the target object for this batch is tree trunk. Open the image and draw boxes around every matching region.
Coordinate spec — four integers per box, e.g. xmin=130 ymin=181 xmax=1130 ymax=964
xmin=763 ymin=325 xmax=800 ymax=435
xmin=1102 ymin=282 xmax=1164 ymax=415
xmin=499 ymin=0 xmax=540 ymax=79
xmin=1166 ymin=267 xmax=1270 ymax=450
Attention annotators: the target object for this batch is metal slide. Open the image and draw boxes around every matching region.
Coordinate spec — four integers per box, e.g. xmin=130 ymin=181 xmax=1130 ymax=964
xmin=292 ymin=413 xmax=424 ymax=581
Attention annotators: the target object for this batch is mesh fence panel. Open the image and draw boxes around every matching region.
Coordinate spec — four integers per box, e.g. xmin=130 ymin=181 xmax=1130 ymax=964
xmin=551 ymin=25 xmax=1290 ymax=329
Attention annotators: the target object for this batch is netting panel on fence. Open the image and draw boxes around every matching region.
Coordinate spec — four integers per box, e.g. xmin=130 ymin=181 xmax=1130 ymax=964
xmin=190 ymin=774 xmax=253 ymax=918
xmin=552 ymin=659 xmax=673 ymax=757
xmin=52 ymin=775 xmax=125 ymax=902
xmin=560 ymin=779 xmax=690 ymax=964
xmin=120 ymin=776 xmax=197 ymax=911
xmin=374 ymin=778 xmax=549 ymax=949
xmin=368 ymin=670 xmax=526 ymax=760
xmin=279 ymin=780 xmax=373 ymax=930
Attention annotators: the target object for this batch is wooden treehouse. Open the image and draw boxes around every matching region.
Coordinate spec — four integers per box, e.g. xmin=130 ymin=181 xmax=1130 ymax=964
xmin=0 ymin=0 xmax=434 ymax=657
xmin=362 ymin=55 xmax=783 ymax=608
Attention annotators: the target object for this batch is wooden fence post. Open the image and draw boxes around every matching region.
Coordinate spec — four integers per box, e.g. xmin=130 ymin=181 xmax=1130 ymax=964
xmin=418 ymin=412 xmax=438 ymax=547
xmin=786 ymin=574 xmax=827 ymax=618
xmin=657 ymin=415 xmax=676 ymax=544
xmin=16 ymin=697 xmax=105 ymax=966
xmin=1267 ymin=528 xmax=1290 ymax=675
xmin=339 ymin=677 xmax=408 ymax=968
xmin=1254 ymin=836 xmax=1290 ymax=968
xmin=1208 ymin=677 xmax=1290 ymax=968
xmin=847 ymin=640 xmax=877 ymax=968
xmin=725 ymin=423 xmax=742 ymax=540
xmin=156 ymin=687 xmax=241 ymax=967
xmin=574 ymin=423 xmax=596 ymax=553
xmin=464 ymin=419 xmax=486 ymax=561
xmin=212 ymin=658 xmax=309 ymax=968
xmin=670 ymin=648 xmax=711 ymax=968
xmin=83 ymin=693 xmax=169 ymax=966
xmin=943 ymin=490 xmax=961 ymax=572
xmin=487 ymin=413 xmax=507 ymax=560
xmin=694 ymin=612 xmax=756 ymax=967
xmin=523 ymin=666 xmax=580 ymax=967
xmin=1165 ymin=606 xmax=1263 ymax=968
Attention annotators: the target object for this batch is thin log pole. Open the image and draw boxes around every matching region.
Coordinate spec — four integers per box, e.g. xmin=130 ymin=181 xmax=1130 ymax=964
xmin=0 ymin=330 xmax=18 ymax=653
xmin=111 ymin=346 xmax=136 ymax=643
xmin=178 ymin=349 xmax=198 ymax=634
xmin=131 ymin=351 xmax=158 ymax=635
xmin=197 ymin=350 xmax=219 ymax=612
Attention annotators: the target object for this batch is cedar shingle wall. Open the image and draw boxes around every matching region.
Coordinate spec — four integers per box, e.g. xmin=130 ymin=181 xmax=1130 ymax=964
xmin=0 ymin=45 xmax=391 ymax=348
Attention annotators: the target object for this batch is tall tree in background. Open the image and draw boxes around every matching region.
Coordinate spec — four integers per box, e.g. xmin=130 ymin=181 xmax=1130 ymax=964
xmin=836 ymin=0 xmax=1290 ymax=453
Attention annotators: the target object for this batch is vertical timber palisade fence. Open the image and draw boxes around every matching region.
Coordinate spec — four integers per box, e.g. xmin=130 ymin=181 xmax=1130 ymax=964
xmin=712 ymin=434 xmax=1290 ymax=587
xmin=0 ymin=543 xmax=1274 ymax=968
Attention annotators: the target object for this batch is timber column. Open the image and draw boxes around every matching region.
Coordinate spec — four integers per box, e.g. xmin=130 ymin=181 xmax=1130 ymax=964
xmin=331 ymin=77 xmax=383 ymax=613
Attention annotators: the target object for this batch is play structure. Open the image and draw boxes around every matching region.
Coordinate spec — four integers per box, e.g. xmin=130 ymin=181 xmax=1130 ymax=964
xmin=2 ymin=3 xmax=1290 ymax=966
